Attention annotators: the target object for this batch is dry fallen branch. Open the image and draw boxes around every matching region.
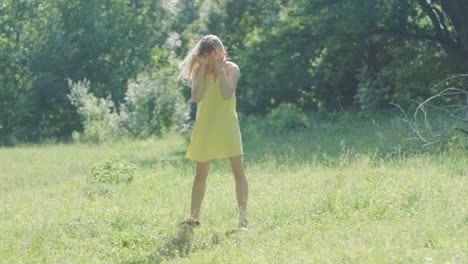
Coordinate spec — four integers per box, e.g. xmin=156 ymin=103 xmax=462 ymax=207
xmin=390 ymin=75 xmax=468 ymax=149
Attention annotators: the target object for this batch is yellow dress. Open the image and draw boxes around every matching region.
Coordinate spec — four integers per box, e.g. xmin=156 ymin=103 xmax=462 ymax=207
xmin=185 ymin=74 xmax=243 ymax=162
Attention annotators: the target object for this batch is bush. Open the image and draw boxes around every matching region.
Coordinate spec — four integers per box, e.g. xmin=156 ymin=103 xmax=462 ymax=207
xmin=240 ymin=103 xmax=310 ymax=137
xmin=67 ymin=79 xmax=126 ymax=143
xmin=87 ymin=156 xmax=136 ymax=184
xmin=265 ymin=103 xmax=310 ymax=131
xmin=67 ymin=69 xmax=189 ymax=142
xmin=354 ymin=65 xmax=392 ymax=110
xmin=120 ymin=71 xmax=189 ymax=138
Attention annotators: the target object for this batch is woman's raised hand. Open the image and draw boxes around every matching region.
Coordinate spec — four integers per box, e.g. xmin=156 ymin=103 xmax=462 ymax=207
xmin=213 ymin=51 xmax=227 ymax=71
xmin=193 ymin=54 xmax=209 ymax=66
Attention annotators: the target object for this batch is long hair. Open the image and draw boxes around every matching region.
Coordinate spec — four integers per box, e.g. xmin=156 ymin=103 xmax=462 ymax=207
xmin=178 ymin=34 xmax=226 ymax=87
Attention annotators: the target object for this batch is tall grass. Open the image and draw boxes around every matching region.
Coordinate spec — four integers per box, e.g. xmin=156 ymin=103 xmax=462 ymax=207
xmin=0 ymin=112 xmax=466 ymax=263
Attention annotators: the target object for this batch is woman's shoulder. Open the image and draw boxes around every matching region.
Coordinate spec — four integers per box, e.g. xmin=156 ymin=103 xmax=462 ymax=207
xmin=226 ymin=61 xmax=239 ymax=68
xmin=225 ymin=61 xmax=240 ymax=74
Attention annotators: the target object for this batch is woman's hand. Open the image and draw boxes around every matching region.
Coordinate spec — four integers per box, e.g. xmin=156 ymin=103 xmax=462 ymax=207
xmin=213 ymin=51 xmax=227 ymax=72
xmin=193 ymin=54 xmax=209 ymax=67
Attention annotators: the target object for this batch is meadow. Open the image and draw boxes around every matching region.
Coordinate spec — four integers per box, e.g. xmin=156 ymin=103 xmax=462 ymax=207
xmin=0 ymin=112 xmax=467 ymax=263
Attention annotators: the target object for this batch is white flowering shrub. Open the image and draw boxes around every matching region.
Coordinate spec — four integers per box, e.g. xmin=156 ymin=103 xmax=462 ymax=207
xmin=67 ymin=79 xmax=125 ymax=143
xmin=120 ymin=71 xmax=189 ymax=138
xmin=68 ymin=65 xmax=189 ymax=142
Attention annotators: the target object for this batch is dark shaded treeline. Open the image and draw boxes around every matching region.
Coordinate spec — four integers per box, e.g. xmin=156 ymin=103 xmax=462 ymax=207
xmin=0 ymin=0 xmax=466 ymax=144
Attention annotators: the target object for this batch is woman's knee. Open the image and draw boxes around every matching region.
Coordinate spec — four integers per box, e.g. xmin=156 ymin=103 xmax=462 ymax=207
xmin=194 ymin=161 xmax=210 ymax=182
xmin=229 ymin=156 xmax=245 ymax=177
xmin=194 ymin=172 xmax=208 ymax=183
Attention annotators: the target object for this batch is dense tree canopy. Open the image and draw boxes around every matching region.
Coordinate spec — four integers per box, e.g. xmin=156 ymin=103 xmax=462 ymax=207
xmin=0 ymin=0 xmax=466 ymax=144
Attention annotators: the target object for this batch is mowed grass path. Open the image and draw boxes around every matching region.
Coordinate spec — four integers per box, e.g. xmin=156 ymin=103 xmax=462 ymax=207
xmin=0 ymin=115 xmax=467 ymax=263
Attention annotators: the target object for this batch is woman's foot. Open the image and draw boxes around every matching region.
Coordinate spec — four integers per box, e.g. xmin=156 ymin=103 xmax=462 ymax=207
xmin=181 ymin=218 xmax=200 ymax=228
xmin=239 ymin=216 xmax=248 ymax=229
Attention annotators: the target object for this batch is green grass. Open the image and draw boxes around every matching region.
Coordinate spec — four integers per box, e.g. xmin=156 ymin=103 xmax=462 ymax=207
xmin=0 ymin=114 xmax=467 ymax=263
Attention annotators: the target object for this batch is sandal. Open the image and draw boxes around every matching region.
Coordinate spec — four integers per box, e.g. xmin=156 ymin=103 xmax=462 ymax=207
xmin=239 ymin=217 xmax=248 ymax=229
xmin=181 ymin=218 xmax=200 ymax=228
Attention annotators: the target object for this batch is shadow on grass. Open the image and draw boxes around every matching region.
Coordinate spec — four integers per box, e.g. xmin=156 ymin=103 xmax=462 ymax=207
xmin=241 ymin=124 xmax=387 ymax=166
xmin=129 ymin=150 xmax=187 ymax=168
xmin=129 ymin=225 xmax=243 ymax=264
xmin=130 ymin=224 xmax=194 ymax=264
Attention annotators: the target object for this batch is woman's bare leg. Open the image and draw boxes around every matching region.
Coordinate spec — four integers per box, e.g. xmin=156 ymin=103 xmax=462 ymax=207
xmin=229 ymin=155 xmax=249 ymax=226
xmin=190 ymin=161 xmax=211 ymax=221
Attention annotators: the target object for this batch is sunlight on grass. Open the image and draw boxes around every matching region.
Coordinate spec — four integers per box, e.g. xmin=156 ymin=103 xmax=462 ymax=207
xmin=0 ymin=118 xmax=467 ymax=263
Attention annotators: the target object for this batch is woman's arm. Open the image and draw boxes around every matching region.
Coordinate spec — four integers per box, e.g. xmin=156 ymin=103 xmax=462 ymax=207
xmin=218 ymin=62 xmax=240 ymax=100
xmin=191 ymin=57 xmax=208 ymax=103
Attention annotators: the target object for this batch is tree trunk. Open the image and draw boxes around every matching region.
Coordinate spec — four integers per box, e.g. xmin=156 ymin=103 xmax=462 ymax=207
xmin=367 ymin=37 xmax=378 ymax=73
xmin=417 ymin=0 xmax=466 ymax=63
xmin=440 ymin=0 xmax=468 ymax=62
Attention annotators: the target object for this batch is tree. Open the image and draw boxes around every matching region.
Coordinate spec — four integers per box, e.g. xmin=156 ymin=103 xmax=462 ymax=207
xmin=439 ymin=0 xmax=468 ymax=60
xmin=417 ymin=0 xmax=467 ymax=63
xmin=0 ymin=0 xmax=168 ymax=143
xmin=230 ymin=0 xmax=467 ymax=112
xmin=0 ymin=0 xmax=47 ymax=142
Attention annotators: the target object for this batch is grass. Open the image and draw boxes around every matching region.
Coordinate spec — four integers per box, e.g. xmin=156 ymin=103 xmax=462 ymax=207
xmin=0 ymin=112 xmax=467 ymax=263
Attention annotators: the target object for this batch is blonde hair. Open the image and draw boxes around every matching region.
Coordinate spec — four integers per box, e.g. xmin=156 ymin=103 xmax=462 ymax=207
xmin=178 ymin=34 xmax=226 ymax=87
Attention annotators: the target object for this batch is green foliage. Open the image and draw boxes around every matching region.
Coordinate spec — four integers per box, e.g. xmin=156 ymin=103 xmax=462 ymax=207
xmin=2 ymin=0 xmax=468 ymax=143
xmin=120 ymin=51 xmax=189 ymax=138
xmin=53 ymin=0 xmax=165 ymax=101
xmin=67 ymin=79 xmax=125 ymax=143
xmin=0 ymin=0 xmax=166 ymax=143
xmin=264 ymin=103 xmax=310 ymax=131
xmin=87 ymin=155 xmax=136 ymax=185
xmin=68 ymin=60 xmax=189 ymax=143
xmin=0 ymin=0 xmax=60 ymax=144
xmin=240 ymin=102 xmax=310 ymax=139
xmin=184 ymin=0 xmax=467 ymax=114
xmin=354 ymin=65 xmax=392 ymax=109
xmin=391 ymin=45 xmax=456 ymax=105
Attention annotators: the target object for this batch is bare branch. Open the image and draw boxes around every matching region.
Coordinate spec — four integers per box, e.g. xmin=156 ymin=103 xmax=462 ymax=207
xmin=387 ymin=74 xmax=467 ymax=151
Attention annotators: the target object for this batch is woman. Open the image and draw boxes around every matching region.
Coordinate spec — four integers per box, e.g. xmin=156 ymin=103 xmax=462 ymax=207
xmin=178 ymin=35 xmax=249 ymax=228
